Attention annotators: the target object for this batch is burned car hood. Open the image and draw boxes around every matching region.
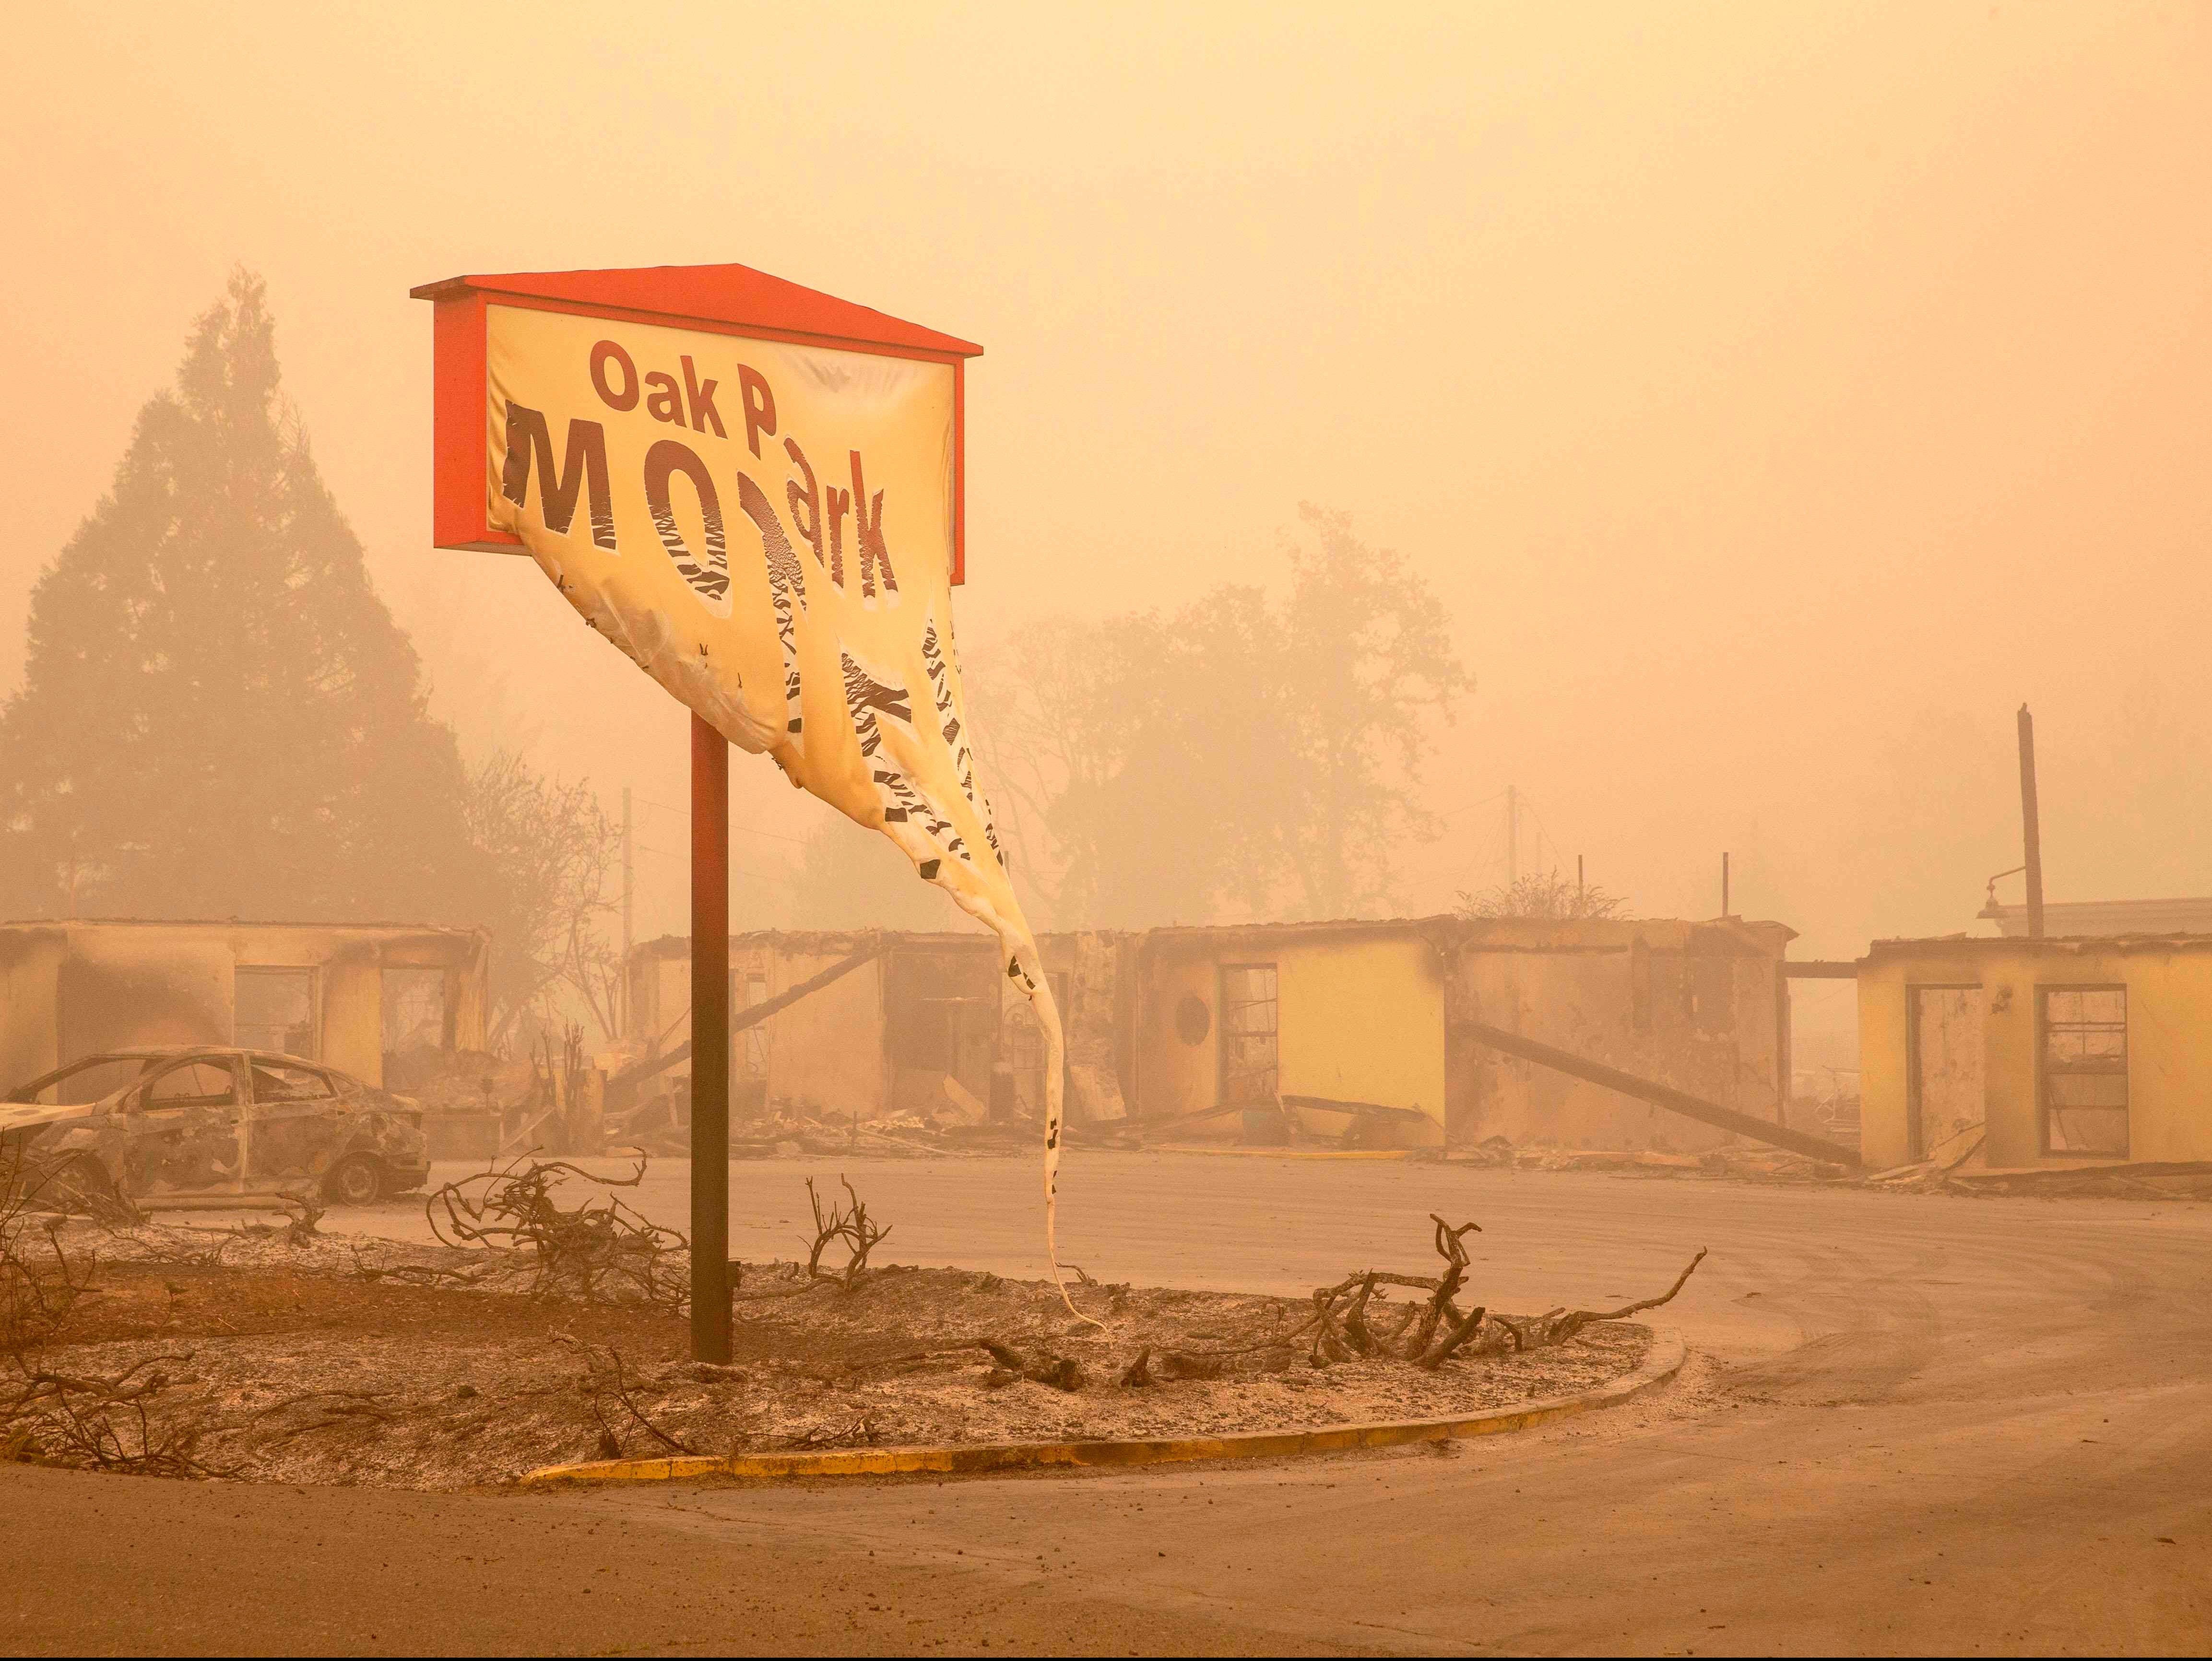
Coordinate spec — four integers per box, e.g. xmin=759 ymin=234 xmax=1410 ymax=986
xmin=0 ymin=1098 xmax=113 ymax=1137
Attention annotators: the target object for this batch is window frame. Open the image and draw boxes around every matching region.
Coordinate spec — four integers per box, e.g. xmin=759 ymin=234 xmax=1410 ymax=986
xmin=736 ymin=971 xmax=770 ymax=1080
xmin=234 ymin=965 xmax=320 ymax=1060
xmin=2036 ymin=983 xmax=2129 ymax=1160
xmin=380 ymin=965 xmax=450 ymax=1055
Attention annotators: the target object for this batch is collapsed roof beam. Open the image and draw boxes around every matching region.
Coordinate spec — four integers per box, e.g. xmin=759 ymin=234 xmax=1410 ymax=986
xmin=1452 ymin=1018 xmax=1862 ymax=1169
xmin=604 ymin=941 xmax=883 ymax=1111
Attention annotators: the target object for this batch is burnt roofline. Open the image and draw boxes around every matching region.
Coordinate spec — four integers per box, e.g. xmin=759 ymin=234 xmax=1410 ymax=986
xmin=1866 ymin=932 xmax=2212 ymax=958
xmin=0 ymin=918 xmax=488 ymax=936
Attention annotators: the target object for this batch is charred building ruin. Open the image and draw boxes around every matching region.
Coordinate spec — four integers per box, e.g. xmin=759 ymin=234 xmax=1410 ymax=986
xmin=623 ymin=915 xmax=1808 ymax=1154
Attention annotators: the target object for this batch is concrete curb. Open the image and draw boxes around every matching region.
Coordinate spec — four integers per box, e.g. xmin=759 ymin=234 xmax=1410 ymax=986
xmin=520 ymin=1326 xmax=1686 ymax=1488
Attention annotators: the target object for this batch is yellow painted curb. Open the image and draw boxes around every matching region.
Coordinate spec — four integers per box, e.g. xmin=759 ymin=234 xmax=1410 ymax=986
xmin=1137 ymin=1144 xmax=1415 ymax=1161
xmin=521 ymin=1326 xmax=1686 ymax=1488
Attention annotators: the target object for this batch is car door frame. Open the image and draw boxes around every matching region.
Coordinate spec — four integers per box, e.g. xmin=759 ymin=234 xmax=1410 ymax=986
xmin=243 ymin=1053 xmax=352 ymax=1186
xmin=126 ymin=1053 xmax=249 ymax=1195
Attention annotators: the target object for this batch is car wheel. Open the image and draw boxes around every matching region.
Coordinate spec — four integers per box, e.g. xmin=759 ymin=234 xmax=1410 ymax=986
xmin=49 ymin=1154 xmax=139 ymax=1226
xmin=325 ymin=1154 xmax=383 ymax=1206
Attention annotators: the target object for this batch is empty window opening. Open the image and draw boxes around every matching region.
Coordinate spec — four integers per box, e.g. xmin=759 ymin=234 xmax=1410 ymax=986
xmin=739 ymin=973 xmax=769 ymax=1079
xmin=236 ymin=968 xmax=316 ymax=1059
xmin=1218 ymin=964 xmax=1279 ymax=1105
xmin=2042 ymin=987 xmax=2128 ymax=1157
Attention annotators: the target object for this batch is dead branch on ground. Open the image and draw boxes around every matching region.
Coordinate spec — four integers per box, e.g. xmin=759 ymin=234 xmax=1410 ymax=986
xmin=1302 ymin=1215 xmax=1487 ymax=1370
xmin=253 ymin=1389 xmax=398 ymax=1448
xmin=427 ymin=1154 xmax=689 ymax=1311
xmin=559 ymin=1336 xmax=695 ymax=1459
xmin=1 ymin=1352 xmax=218 ymax=1477
xmin=803 ymin=1177 xmax=891 ymax=1286
xmin=346 ymin=1246 xmax=496 ymax=1289
xmin=977 ymin=1336 xmax=1086 ymax=1391
xmin=1235 ymin=1218 xmax=1706 ymax=1376
xmin=1498 ymin=1248 xmax=1707 ymax=1351
xmin=1 ymin=1143 xmax=102 ymax=1356
xmin=7 ymin=1144 xmax=140 ymax=1229
xmin=789 ymin=1413 xmax=878 ymax=1449
xmin=130 ymin=1232 xmax=236 ymax=1270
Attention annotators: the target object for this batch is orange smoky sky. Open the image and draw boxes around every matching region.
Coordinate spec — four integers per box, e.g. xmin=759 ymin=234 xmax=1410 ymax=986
xmin=2 ymin=2 xmax=2206 ymax=1006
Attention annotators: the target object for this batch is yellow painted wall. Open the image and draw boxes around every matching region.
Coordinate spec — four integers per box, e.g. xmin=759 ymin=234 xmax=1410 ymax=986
xmin=1860 ymin=941 xmax=2212 ymax=1168
xmin=1445 ymin=919 xmax=1790 ymax=1153
xmin=1277 ymin=938 xmax=1446 ymax=1144
xmin=734 ymin=942 xmax=888 ymax=1117
xmin=1144 ymin=955 xmax=1220 ymax=1123
xmin=1856 ymin=957 xmax=1920 ymax=1172
xmin=0 ymin=923 xmax=486 ymax=1092
xmin=0 ymin=928 xmax=67 ymax=1089
xmin=1136 ymin=932 xmax=1447 ymax=1145
xmin=628 ymin=937 xmax=899 ymax=1119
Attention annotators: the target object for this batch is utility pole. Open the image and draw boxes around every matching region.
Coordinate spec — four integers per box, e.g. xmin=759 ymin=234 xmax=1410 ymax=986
xmin=621 ymin=786 xmax=634 ymax=1038
xmin=1721 ymin=851 xmax=1731 ymax=919
xmin=2017 ymin=704 xmax=2045 ymax=939
xmin=1506 ymin=784 xmax=1518 ymax=886
xmin=1577 ymin=854 xmax=1585 ymax=913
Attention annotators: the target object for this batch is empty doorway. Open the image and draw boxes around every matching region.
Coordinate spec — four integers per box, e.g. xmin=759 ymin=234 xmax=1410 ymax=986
xmin=1907 ymin=985 xmax=1984 ymax=1163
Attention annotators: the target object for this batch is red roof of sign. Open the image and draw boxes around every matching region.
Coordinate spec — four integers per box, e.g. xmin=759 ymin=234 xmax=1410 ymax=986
xmin=408 ymin=263 xmax=982 ymax=359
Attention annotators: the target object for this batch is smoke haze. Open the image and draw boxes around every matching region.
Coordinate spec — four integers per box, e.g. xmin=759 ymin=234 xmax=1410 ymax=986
xmin=4 ymin=0 xmax=2206 ymax=991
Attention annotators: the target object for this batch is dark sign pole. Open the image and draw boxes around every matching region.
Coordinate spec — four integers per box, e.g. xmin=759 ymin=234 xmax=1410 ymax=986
xmin=690 ymin=712 xmax=732 ymax=1361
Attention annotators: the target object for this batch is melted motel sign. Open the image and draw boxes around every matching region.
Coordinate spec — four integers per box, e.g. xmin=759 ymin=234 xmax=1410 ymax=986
xmin=410 ymin=269 xmax=1077 ymax=1290
xmin=408 ymin=266 xmax=1044 ymax=945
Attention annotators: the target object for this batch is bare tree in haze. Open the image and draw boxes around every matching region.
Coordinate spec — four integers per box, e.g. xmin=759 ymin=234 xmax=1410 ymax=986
xmin=1277 ymin=505 xmax=1469 ymax=917
xmin=788 ymin=816 xmax=984 ymax=933
xmin=463 ymin=752 xmax=625 ymax=1045
xmin=1457 ymin=870 xmax=1630 ymax=920
xmin=972 ymin=602 xmax=1278 ymax=926
xmin=971 ymin=507 xmax=1466 ymax=927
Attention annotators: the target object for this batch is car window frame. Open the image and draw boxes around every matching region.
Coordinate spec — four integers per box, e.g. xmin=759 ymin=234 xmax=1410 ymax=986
xmin=137 ymin=1055 xmax=245 ymax=1113
xmin=247 ymin=1057 xmax=339 ymax=1107
xmin=9 ymin=1053 xmax=162 ymax=1106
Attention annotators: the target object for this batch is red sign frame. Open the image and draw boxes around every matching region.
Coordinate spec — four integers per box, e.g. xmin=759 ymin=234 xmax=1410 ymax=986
xmin=410 ymin=265 xmax=982 ymax=583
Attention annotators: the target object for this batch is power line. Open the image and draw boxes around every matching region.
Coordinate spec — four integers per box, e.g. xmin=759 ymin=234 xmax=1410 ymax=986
xmin=1430 ymin=788 xmax=1509 ymax=822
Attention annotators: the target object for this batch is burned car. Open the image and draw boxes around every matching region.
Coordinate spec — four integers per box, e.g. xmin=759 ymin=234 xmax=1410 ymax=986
xmin=0 ymin=1047 xmax=431 ymax=1208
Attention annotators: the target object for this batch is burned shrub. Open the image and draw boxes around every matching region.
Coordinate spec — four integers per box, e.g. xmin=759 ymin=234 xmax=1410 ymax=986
xmin=0 ymin=1142 xmax=100 ymax=1357
xmin=427 ymin=1154 xmax=689 ymax=1311
xmin=1302 ymin=1222 xmax=1706 ymax=1369
xmin=802 ymin=1176 xmax=892 ymax=1286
